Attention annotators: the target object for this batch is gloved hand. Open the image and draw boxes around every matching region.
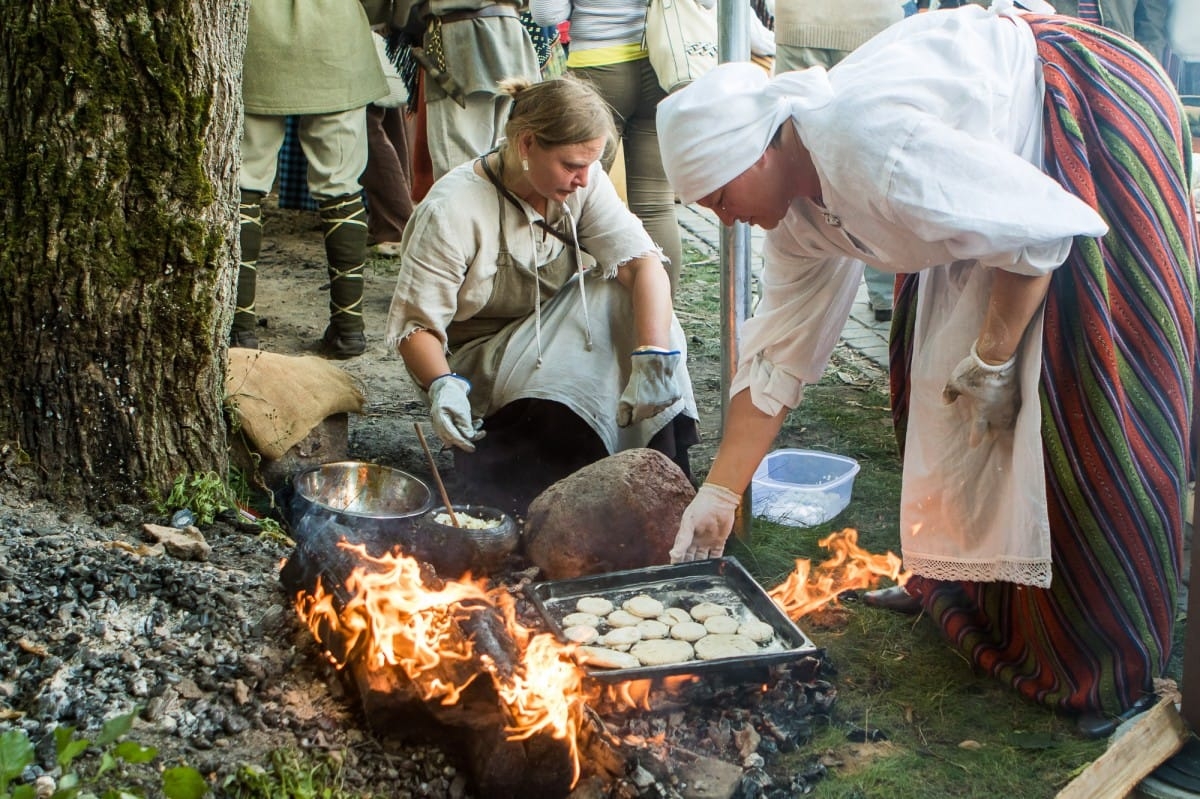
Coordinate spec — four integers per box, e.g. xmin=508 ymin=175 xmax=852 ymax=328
xmin=669 ymin=482 xmax=742 ymax=563
xmin=942 ymin=340 xmax=1020 ymax=448
xmin=428 ymin=374 xmax=485 ymax=452
xmin=618 ymin=347 xmax=682 ymax=427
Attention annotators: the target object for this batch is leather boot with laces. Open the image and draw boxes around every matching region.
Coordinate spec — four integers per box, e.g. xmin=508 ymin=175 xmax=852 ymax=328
xmin=316 ymin=327 xmax=366 ymax=359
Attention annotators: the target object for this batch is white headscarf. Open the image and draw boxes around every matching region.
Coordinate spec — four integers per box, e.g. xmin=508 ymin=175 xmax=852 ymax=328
xmin=657 ymin=62 xmax=836 ymax=204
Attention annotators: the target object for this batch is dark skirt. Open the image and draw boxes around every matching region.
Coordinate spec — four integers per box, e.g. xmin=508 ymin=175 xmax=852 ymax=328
xmin=452 ymin=398 xmax=698 ymax=517
xmin=890 ymin=15 xmax=1198 ymax=715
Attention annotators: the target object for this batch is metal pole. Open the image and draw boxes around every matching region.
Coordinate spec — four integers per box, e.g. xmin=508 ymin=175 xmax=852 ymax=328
xmin=716 ymin=0 xmax=754 ymax=540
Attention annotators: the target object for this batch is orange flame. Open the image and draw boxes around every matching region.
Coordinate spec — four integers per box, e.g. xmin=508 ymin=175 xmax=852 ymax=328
xmin=295 ymin=541 xmax=585 ymax=785
xmin=768 ymin=528 xmax=906 ymax=619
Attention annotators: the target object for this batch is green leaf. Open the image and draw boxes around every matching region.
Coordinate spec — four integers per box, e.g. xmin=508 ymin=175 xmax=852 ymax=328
xmin=0 ymin=729 xmax=36 ymax=792
xmin=96 ymin=752 xmax=116 ymax=779
xmin=10 ymin=784 xmax=38 ymax=799
xmin=92 ymin=712 xmax=136 ymax=748
xmin=53 ymin=728 xmax=89 ymax=771
xmin=111 ymin=741 xmax=156 ymax=765
xmin=161 ymin=766 xmax=210 ymax=799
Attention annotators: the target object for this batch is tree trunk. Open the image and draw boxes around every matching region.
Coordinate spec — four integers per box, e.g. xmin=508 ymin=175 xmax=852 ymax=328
xmin=0 ymin=1 xmax=246 ymax=507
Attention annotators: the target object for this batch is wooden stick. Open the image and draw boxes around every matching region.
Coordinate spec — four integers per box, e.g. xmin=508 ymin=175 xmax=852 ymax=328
xmin=1055 ymin=696 xmax=1190 ymax=799
xmin=414 ymin=423 xmax=460 ymax=528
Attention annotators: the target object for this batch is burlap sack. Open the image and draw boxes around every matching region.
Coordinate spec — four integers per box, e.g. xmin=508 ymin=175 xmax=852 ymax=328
xmin=225 ymin=350 xmax=365 ymax=461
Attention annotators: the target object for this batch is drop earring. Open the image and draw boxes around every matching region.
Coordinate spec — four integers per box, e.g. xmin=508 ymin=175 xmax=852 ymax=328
xmin=521 ymin=155 xmax=529 ymax=172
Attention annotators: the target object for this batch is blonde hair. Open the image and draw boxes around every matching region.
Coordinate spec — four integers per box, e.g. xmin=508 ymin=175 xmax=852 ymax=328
xmin=498 ymin=76 xmax=617 ymax=156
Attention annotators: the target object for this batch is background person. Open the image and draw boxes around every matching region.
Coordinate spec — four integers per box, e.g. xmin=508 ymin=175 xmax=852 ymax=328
xmin=530 ymin=0 xmax=686 ymax=295
xmin=386 ymin=77 xmax=700 ymax=515
xmin=772 ymin=0 xmax=906 ymax=321
xmin=235 ymin=0 xmax=386 ymax=357
xmin=657 ymin=4 xmax=1196 ymax=734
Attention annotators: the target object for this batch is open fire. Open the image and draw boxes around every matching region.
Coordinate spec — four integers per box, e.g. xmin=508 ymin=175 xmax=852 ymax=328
xmin=287 ymin=528 xmax=904 ymax=795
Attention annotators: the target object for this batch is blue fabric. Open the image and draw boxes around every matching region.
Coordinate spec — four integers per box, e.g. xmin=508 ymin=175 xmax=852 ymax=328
xmin=277 ymin=116 xmax=318 ymax=211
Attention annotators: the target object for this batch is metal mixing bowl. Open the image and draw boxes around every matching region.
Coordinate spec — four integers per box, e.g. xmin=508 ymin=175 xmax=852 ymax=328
xmin=292 ymin=461 xmax=433 ymax=524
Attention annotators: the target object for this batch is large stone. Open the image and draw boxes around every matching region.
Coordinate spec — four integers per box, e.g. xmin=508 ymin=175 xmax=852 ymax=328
xmin=523 ymin=449 xmax=696 ymax=580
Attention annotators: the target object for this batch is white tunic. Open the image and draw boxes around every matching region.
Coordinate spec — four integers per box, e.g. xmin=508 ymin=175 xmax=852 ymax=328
xmin=736 ymin=4 xmax=1107 ymax=587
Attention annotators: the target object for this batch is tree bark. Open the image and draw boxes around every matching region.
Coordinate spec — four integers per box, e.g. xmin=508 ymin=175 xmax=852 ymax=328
xmin=0 ymin=1 xmax=246 ymax=507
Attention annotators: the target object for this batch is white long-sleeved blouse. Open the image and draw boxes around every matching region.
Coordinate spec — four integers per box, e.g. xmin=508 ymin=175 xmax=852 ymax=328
xmin=738 ymin=3 xmax=1107 ymax=587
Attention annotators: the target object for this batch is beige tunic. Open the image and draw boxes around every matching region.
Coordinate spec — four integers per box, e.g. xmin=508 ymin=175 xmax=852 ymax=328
xmin=386 ymin=159 xmax=699 ymax=452
xmin=243 ymin=0 xmax=387 ymax=115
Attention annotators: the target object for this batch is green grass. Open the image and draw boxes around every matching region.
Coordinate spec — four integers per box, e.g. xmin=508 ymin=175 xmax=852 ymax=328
xmin=673 ymin=243 xmax=1127 ymax=798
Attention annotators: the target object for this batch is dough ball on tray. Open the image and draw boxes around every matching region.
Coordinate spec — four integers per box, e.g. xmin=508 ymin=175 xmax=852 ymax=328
xmin=562 ymin=612 xmax=601 ymax=629
xmin=658 ymin=607 xmax=692 ymax=626
xmin=623 ymin=594 xmax=665 ymax=618
xmin=631 ymin=638 xmax=695 ymax=666
xmin=563 ymin=625 xmax=599 ymax=644
xmin=738 ymin=619 xmax=776 ymax=643
xmin=694 ymin=633 xmax=760 ymax=660
xmin=575 ymin=646 xmax=640 ymax=670
xmin=601 ymin=626 xmax=642 ymax=650
xmin=670 ymin=621 xmax=708 ymax=642
xmin=636 ymin=619 xmax=670 ymax=640
xmin=576 ymin=596 xmax=614 ymax=616
xmin=605 ymin=609 xmax=641 ymax=628
xmin=703 ymin=614 xmax=740 ymax=635
xmin=689 ymin=601 xmax=729 ymax=621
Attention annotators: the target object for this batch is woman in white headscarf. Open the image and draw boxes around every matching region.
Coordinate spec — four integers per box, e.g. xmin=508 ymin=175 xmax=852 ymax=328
xmin=658 ymin=2 xmax=1197 ymax=734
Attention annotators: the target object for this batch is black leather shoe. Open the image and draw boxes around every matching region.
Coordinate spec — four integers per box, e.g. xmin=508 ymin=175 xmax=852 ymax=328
xmin=316 ymin=328 xmax=366 ymax=359
xmin=229 ymin=330 xmax=260 ymax=349
xmin=1076 ymin=694 xmax=1156 ymax=739
xmin=862 ymin=585 xmax=922 ymax=614
xmin=874 ymin=307 xmax=893 ymax=323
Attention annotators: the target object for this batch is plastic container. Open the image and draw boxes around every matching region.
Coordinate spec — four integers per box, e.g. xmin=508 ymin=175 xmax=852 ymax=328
xmin=751 ymin=449 xmax=860 ymax=527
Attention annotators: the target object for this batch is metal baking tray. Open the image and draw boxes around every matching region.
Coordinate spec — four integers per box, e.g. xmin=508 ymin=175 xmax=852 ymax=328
xmin=526 ymin=557 xmax=820 ymax=683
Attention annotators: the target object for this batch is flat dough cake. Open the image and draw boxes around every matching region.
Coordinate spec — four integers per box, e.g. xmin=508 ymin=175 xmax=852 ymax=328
xmin=630 ymin=638 xmax=695 ymax=666
xmin=703 ymin=615 xmax=740 ymax=635
xmin=576 ymin=596 xmax=615 ymax=616
xmin=562 ymin=612 xmax=602 ymax=629
xmin=689 ymin=602 xmax=729 ymax=621
xmin=694 ymin=633 xmax=760 ymax=660
xmin=670 ymin=621 xmax=708 ymax=642
xmin=576 ymin=646 xmax=639 ymax=670
xmin=605 ymin=609 xmax=641 ymax=628
xmin=623 ymin=595 xmax=665 ymax=618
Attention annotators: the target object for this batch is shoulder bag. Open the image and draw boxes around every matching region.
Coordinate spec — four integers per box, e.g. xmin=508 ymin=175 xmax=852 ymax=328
xmin=643 ymin=0 xmax=718 ymax=94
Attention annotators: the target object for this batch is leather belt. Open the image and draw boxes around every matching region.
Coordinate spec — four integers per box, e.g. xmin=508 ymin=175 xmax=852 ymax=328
xmin=435 ymin=5 xmax=519 ymax=25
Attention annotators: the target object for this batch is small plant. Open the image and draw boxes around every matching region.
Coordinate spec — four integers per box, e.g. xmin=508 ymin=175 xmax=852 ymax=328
xmin=220 ymin=749 xmax=356 ymax=799
xmin=159 ymin=471 xmax=235 ymax=526
xmin=0 ymin=711 xmax=209 ymax=799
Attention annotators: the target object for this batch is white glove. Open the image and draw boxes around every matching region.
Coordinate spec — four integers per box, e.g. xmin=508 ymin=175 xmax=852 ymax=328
xmin=618 ymin=348 xmax=682 ymax=428
xmin=428 ymin=374 xmax=485 ymax=452
xmin=942 ymin=340 xmax=1020 ymax=448
xmin=669 ymin=483 xmax=741 ymax=563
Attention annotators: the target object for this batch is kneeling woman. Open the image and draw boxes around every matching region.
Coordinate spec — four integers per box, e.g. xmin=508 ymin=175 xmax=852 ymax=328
xmin=385 ymin=77 xmax=699 ymax=515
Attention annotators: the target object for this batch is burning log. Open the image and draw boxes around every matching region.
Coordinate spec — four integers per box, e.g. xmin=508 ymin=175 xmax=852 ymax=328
xmin=284 ymin=538 xmax=598 ymax=798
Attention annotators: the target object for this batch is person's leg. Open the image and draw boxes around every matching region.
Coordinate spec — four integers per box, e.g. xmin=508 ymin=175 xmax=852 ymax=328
xmin=298 ymin=108 xmax=371 ymax=357
xmin=574 ymin=61 xmax=683 ymax=295
xmin=426 ymin=93 xmax=505 ymax=179
xmin=361 ymin=104 xmax=414 ymax=251
xmin=234 ymin=114 xmax=288 ymax=347
xmin=864 ymin=267 xmax=894 ymax=322
xmin=626 ymin=58 xmax=683 ymax=294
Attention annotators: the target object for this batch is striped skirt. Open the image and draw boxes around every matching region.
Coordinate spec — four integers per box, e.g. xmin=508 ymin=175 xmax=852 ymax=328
xmin=890 ymin=16 xmax=1198 ymax=715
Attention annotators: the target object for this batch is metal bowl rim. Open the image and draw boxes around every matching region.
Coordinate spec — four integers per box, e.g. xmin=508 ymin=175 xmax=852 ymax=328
xmin=292 ymin=461 xmax=434 ymax=520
